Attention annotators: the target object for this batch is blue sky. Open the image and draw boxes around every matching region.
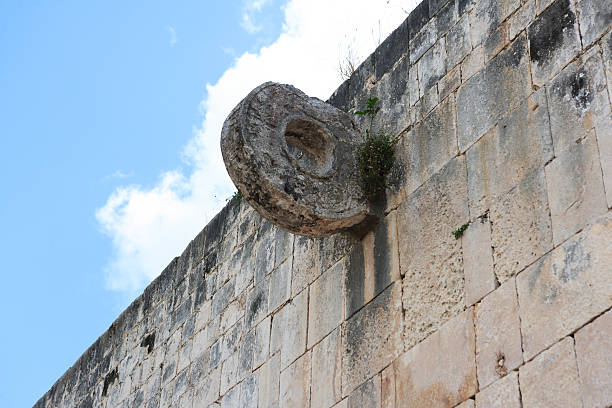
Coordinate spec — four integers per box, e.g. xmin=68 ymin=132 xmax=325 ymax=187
xmin=0 ymin=0 xmax=415 ymax=406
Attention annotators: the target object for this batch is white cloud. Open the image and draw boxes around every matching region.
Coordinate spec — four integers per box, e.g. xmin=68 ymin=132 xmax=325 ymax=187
xmin=240 ymin=0 xmax=274 ymax=33
xmin=165 ymin=26 xmax=177 ymax=47
xmin=97 ymin=0 xmax=419 ymax=295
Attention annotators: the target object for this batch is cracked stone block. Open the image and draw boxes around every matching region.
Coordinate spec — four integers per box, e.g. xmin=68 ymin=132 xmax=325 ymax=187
xmin=577 ymin=0 xmax=612 ymax=47
xmin=439 ymin=64 xmax=461 ymax=102
xmin=410 ymin=18 xmax=437 ymax=64
xmin=517 ymin=212 xmax=612 ymax=359
xmin=575 ymin=309 xmax=612 ymax=408
xmin=484 ymin=22 xmax=509 ymax=62
xmin=292 ymin=235 xmax=321 ymax=297
xmin=403 ymin=96 xmax=458 ymax=197
xmin=447 ymin=16 xmax=472 ymax=69
xmin=245 ymin=276 xmax=269 ymax=329
xmin=348 ymin=374 xmax=381 ymax=408
xmin=469 ymin=0 xmax=520 ymax=47
xmin=311 ymin=328 xmax=342 ymax=408
xmin=220 ymin=386 xmax=239 ymax=408
xmin=545 ymin=133 xmax=607 ymax=245
xmin=457 ymin=34 xmax=531 ymax=152
xmin=462 ymin=217 xmax=496 ymax=306
xmin=475 ymin=372 xmax=521 ymax=408
xmin=237 ymin=330 xmax=255 ymax=382
xmin=475 ymin=279 xmax=523 ymax=388
xmin=270 ymin=288 xmax=307 ymax=370
xmin=395 ymin=309 xmax=477 ymax=408
xmin=219 ymin=350 xmax=238 ymax=395
xmin=418 ymin=38 xmax=447 ymax=96
xmin=269 ymin=258 xmax=291 ymax=312
xmin=460 ymin=44 xmax=484 ymax=81
xmin=408 ymin=64 xmax=420 ymax=106
xmin=253 ymin=316 xmax=270 ymax=369
xmin=408 ymin=0 xmax=432 ymax=38
xmin=398 ymin=157 xmax=468 ymax=347
xmin=342 ymin=283 xmax=402 ymax=395
xmin=519 ymin=337 xmax=582 ymax=408
xmin=509 ymin=0 xmax=535 ymax=40
xmin=308 ymin=259 xmax=344 ymax=349
xmin=254 ymin=223 xmax=276 ymax=284
xmin=256 ymin=354 xmax=280 ymax=408
xmin=466 ymin=92 xmax=553 ymax=218
xmin=528 ymin=0 xmax=581 ymax=86
xmin=279 ymin=351 xmax=311 ymax=408
xmin=381 ymin=364 xmax=396 ymax=408
xmin=238 ymin=372 xmax=258 ymax=408
xmin=490 ymin=170 xmax=553 ymax=284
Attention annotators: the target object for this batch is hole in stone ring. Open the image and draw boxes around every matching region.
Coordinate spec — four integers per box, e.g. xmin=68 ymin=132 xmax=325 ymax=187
xmin=284 ymin=118 xmax=335 ymax=178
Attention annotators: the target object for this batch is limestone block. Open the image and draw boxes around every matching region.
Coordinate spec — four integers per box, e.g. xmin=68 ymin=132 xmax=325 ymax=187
xmin=348 ymin=374 xmax=381 ymax=408
xmin=394 ymin=309 xmax=477 ymax=408
xmin=418 ymin=39 xmax=447 ymax=96
xmin=274 ymin=227 xmax=294 ymax=265
xmin=220 ymin=386 xmax=239 ymax=408
xmin=545 ymin=133 xmax=607 ymax=245
xmin=529 ymin=0 xmax=581 ymax=86
xmin=410 ymin=18 xmax=437 ymax=64
xmin=212 ymin=279 xmax=235 ymax=317
xmin=279 ymin=351 xmax=311 ymax=408
xmin=218 ymin=297 xmax=245 ymax=336
xmin=439 ymin=64 xmax=461 ymax=102
xmin=374 ymin=18 xmax=409 ymax=81
xmin=460 ymin=45 xmax=484 ymax=81
xmin=508 ymin=0 xmax=535 ymax=40
xmin=245 ymin=275 xmax=269 ymax=329
xmin=219 ymin=350 xmax=238 ymax=395
xmin=237 ymin=329 xmax=255 ymax=381
xmin=239 ymin=372 xmax=258 ymax=408
xmin=380 ymin=56 xmax=411 ymax=138
xmin=475 ymin=279 xmax=523 ymax=388
xmin=308 ymin=259 xmax=344 ymax=348
xmin=469 ymin=0 xmax=520 ymax=47
xmin=577 ymin=0 xmax=612 ymax=47
xmin=417 ymin=84 xmax=440 ymax=120
xmin=256 ymin=354 xmax=281 ymax=408
xmin=270 ymin=288 xmax=308 ymax=370
xmin=254 ymin=223 xmax=276 ymax=284
xmin=342 ymin=283 xmax=403 ymax=395
xmin=447 ymin=16 xmax=472 ymax=70
xmin=234 ymin=240 xmax=255 ymax=296
xmin=475 ymin=372 xmax=521 ymax=408
xmin=253 ymin=316 xmax=270 ymax=369
xmin=397 ymin=157 xmax=468 ymax=347
xmin=595 ymin=113 xmax=612 ymax=209
xmin=319 ymin=232 xmax=353 ymax=275
xmin=535 ymin=0 xmax=555 ymax=13
xmin=221 ymin=82 xmax=374 ymax=237
xmin=603 ymin=31 xmax=612 ymax=102
xmin=292 ymin=235 xmax=321 ymax=296
xmin=466 ymin=93 xmax=553 ymax=218
xmin=455 ymin=400 xmax=474 ymax=408
xmin=457 ymin=35 xmax=531 ymax=152
xmin=192 ymin=367 xmax=220 ymax=406
xmin=575 ymin=309 xmax=612 ymax=408
xmin=519 ymin=337 xmax=582 ymax=408
xmin=462 ymin=216 xmax=496 ymax=306
xmin=516 ymin=212 xmax=612 ymax=359
xmin=484 ymin=22 xmax=509 ymax=63
xmin=490 ymin=170 xmax=553 ymax=284
xmin=311 ymin=328 xmax=342 ymax=408
xmin=269 ymin=258 xmax=291 ymax=312
xmin=403 ymin=96 xmax=458 ymax=197
xmin=408 ymin=64 xmax=420 ymax=107
xmin=436 ymin=0 xmax=459 ymax=37
xmin=381 ymin=364 xmax=396 ymax=408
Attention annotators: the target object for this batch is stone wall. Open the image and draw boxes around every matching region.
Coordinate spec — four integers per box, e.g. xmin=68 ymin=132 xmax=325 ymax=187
xmin=37 ymin=0 xmax=612 ymax=406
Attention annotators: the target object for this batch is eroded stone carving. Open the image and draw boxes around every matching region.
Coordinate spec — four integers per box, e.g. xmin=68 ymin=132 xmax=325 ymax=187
xmin=221 ymin=82 xmax=375 ymax=237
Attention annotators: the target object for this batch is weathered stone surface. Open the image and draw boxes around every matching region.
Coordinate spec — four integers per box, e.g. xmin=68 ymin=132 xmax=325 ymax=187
xmin=475 ymin=372 xmax=521 ymax=408
xmin=192 ymin=367 xmax=221 ymax=407
xmin=308 ymin=259 xmax=344 ymax=348
xmin=455 ymin=400 xmax=475 ymax=408
xmin=410 ymin=18 xmax=437 ymax=64
xmin=239 ymin=372 xmax=258 ymax=408
xmin=575 ymin=309 xmax=612 ymax=408
xmin=490 ymin=170 xmax=553 ymax=284
xmin=484 ymin=22 xmax=509 ymax=62
xmin=292 ymin=235 xmax=321 ymax=296
xmin=375 ymin=18 xmax=409 ymax=81
xmin=475 ymin=279 xmax=523 ymax=388
xmin=519 ymin=337 xmax=582 ymax=408
xmin=469 ymin=0 xmax=520 ymax=47
xmin=221 ymin=82 xmax=374 ymax=237
xmin=381 ymin=364 xmax=396 ymax=408
xmin=462 ymin=216 xmax=496 ymax=306
xmin=466 ymin=92 xmax=553 ymax=218
xmin=577 ymin=0 xmax=612 ymax=47
xmin=342 ymin=283 xmax=403 ymax=395
xmin=508 ymin=0 xmax=535 ymax=40
xmin=460 ymin=44 xmax=484 ymax=81
xmin=528 ymin=0 xmax=581 ymax=86
xmin=516 ymin=212 xmax=612 ymax=359
xmin=438 ymin=64 xmax=461 ymax=102
xmin=418 ymin=38 xmax=447 ymax=95
xmin=545 ymin=133 xmax=607 ymax=245
xmin=380 ymin=56 xmax=412 ymax=137
xmin=311 ymin=328 xmax=342 ymax=408
xmin=457 ymin=34 xmax=531 ymax=152
xmin=279 ymin=351 xmax=311 ymax=408
xmin=256 ymin=353 xmax=280 ymax=408
xmin=270 ymin=288 xmax=308 ymax=370
xmin=348 ymin=374 xmax=381 ymax=408
xmin=269 ymin=258 xmax=291 ymax=312
xmin=395 ymin=309 xmax=477 ymax=408
xmin=436 ymin=0 xmax=459 ymax=36
xmin=219 ymin=350 xmax=238 ymax=395
xmin=398 ymin=157 xmax=468 ymax=346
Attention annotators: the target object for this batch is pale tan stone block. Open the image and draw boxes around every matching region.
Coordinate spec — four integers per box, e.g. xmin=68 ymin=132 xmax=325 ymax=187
xmin=348 ymin=374 xmax=381 ymax=408
xmin=308 ymin=260 xmax=344 ymax=349
xmin=342 ymin=283 xmax=403 ymax=395
xmin=461 ymin=45 xmax=485 ymax=82
xmin=292 ymin=235 xmax=321 ymax=296
xmin=490 ymin=170 xmax=553 ymax=284
xmin=545 ymin=133 xmax=607 ymax=245
xmin=333 ymin=399 xmax=348 ymax=408
xmin=220 ymin=350 xmax=238 ymax=395
xmin=475 ymin=371 xmax=521 ymax=408
xmin=381 ymin=364 xmax=396 ymax=408
xmin=192 ymin=367 xmax=221 ymax=407
xmin=279 ymin=351 xmax=311 ymax=408
xmin=253 ymin=316 xmax=270 ymax=369
xmin=462 ymin=217 xmax=496 ymax=306
xmin=475 ymin=279 xmax=523 ymax=388
xmin=519 ymin=337 xmax=582 ymax=408
xmin=439 ymin=64 xmax=461 ymax=102
xmin=575 ymin=309 xmax=612 ymax=408
xmin=395 ymin=309 xmax=477 ymax=408
xmin=311 ymin=328 xmax=342 ymax=408
xmin=270 ymin=288 xmax=308 ymax=370
xmin=256 ymin=353 xmax=280 ymax=408
xmin=398 ymin=157 xmax=468 ymax=347
xmin=517 ymin=212 xmax=612 ymax=359
xmin=595 ymin=114 xmax=612 ymax=208
xmin=455 ymin=400 xmax=474 ymax=408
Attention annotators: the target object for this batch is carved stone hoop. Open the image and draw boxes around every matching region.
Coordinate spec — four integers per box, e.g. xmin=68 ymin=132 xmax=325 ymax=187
xmin=220 ymin=82 xmax=375 ymax=237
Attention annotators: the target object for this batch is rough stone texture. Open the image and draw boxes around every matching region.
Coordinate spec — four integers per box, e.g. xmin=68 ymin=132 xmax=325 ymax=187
xmin=474 ymin=372 xmax=521 ymax=408
xmin=308 ymin=260 xmax=344 ymax=349
xmin=418 ymin=38 xmax=447 ymax=95
xmin=517 ymin=212 xmax=612 ymax=360
xmin=348 ymin=374 xmax=381 ymax=408
xmin=475 ymin=279 xmax=523 ymax=388
xmin=269 ymin=258 xmax=291 ymax=312
xmin=398 ymin=157 xmax=468 ymax=347
xmin=381 ymin=364 xmax=396 ymax=408
xmin=279 ymin=350 xmax=311 ymax=408
xmin=395 ymin=309 xmax=477 ymax=408
xmin=545 ymin=133 xmax=607 ymax=245
xmin=447 ymin=15 xmax=472 ymax=69
xmin=576 ymin=0 xmax=612 ymax=47
xmin=519 ymin=337 xmax=583 ymax=408
xmin=462 ymin=217 xmax=496 ymax=306
xmin=509 ymin=0 xmax=535 ymax=40
xmin=455 ymin=400 xmax=475 ymax=408
xmin=291 ymin=235 xmax=321 ymax=296
xmin=490 ymin=170 xmax=553 ymax=284
xmin=221 ymin=82 xmax=373 ymax=237
xmin=574 ymin=309 xmax=612 ymax=408
xmin=311 ymin=328 xmax=342 ymax=408
xmin=270 ymin=288 xmax=308 ymax=370
xmin=469 ymin=0 xmax=520 ymax=47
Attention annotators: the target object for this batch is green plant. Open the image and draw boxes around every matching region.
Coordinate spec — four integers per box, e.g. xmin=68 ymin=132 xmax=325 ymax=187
xmin=452 ymin=223 xmax=468 ymax=239
xmin=229 ymin=190 xmax=242 ymax=203
xmin=354 ymin=97 xmax=398 ymax=199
